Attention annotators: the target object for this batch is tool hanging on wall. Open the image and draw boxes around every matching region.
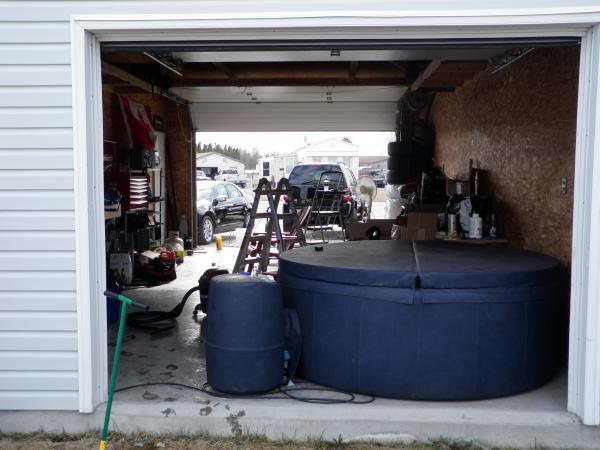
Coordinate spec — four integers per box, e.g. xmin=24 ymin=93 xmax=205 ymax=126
xmin=233 ymin=178 xmax=306 ymax=275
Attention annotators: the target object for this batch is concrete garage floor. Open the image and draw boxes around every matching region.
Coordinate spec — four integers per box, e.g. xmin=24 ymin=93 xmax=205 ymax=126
xmin=108 ymin=225 xmax=349 ymax=402
xmin=3 ymin=222 xmax=600 ymax=448
xmin=97 ymin=235 xmax=598 ymax=449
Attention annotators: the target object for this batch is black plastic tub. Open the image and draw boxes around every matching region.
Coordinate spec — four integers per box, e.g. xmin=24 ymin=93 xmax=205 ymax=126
xmin=279 ymin=240 xmax=561 ymax=400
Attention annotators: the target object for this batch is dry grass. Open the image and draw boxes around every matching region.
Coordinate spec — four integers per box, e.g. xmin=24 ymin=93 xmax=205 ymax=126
xmin=0 ymin=432 xmax=517 ymax=450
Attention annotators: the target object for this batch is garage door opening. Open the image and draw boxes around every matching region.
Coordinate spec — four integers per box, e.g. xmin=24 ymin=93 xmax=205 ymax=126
xmin=97 ymin=36 xmax=582 ymax=431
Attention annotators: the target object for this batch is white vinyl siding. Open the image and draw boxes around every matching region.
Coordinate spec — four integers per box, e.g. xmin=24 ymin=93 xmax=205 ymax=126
xmin=0 ymin=12 xmax=77 ymax=411
xmin=0 ymin=0 xmax=597 ymax=423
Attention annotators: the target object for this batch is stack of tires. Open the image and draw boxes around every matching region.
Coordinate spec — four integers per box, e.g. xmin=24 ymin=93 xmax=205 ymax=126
xmin=387 ymin=141 xmax=432 ymax=185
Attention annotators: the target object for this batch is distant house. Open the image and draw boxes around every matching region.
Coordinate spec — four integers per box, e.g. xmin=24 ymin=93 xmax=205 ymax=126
xmin=256 ymin=154 xmax=296 ymax=183
xmin=294 ymin=137 xmax=360 ymax=176
xmin=196 ymin=152 xmax=245 ymax=179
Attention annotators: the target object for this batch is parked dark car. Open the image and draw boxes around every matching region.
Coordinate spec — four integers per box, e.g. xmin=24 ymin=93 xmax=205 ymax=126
xmin=282 ymin=163 xmax=358 ymax=231
xmin=196 ymin=180 xmax=252 ymax=244
xmin=196 ymin=169 xmax=210 ymax=181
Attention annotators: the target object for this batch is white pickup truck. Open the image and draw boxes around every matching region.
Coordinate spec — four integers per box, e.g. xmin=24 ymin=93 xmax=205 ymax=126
xmin=216 ymin=167 xmax=247 ymax=188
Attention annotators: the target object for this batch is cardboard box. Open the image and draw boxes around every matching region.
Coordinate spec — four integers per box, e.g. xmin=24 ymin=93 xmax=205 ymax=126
xmin=136 ymin=250 xmax=160 ymax=265
xmin=346 ymin=213 xmax=437 ymax=241
xmin=446 ymin=179 xmax=471 ymax=196
xmin=346 ymin=219 xmax=400 ymax=241
xmin=395 ymin=212 xmax=438 ymax=240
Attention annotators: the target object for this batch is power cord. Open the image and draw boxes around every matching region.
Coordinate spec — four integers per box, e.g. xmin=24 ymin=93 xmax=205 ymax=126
xmin=114 ymin=381 xmax=375 ymax=405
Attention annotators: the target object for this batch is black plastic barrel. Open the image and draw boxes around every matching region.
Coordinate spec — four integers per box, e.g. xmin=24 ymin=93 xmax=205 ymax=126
xmin=205 ymin=274 xmax=284 ymax=394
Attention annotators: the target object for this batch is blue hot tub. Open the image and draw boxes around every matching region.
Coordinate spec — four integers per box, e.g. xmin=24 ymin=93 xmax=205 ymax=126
xmin=279 ymin=240 xmax=561 ymax=400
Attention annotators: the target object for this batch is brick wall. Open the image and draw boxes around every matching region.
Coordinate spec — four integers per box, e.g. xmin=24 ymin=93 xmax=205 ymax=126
xmin=102 ymin=86 xmax=196 ymax=244
xmin=429 ymin=47 xmax=579 ymax=268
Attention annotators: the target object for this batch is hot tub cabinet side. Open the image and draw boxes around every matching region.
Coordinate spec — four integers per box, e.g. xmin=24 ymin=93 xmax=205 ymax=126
xmin=279 ymin=240 xmax=561 ymax=400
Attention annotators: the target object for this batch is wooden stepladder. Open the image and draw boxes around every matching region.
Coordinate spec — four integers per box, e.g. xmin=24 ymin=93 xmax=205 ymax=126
xmin=233 ymin=178 xmax=307 ymax=275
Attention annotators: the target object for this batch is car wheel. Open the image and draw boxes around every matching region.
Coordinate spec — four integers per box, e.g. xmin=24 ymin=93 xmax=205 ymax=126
xmin=198 ymin=216 xmax=214 ymax=244
xmin=242 ymin=210 xmax=251 ymax=228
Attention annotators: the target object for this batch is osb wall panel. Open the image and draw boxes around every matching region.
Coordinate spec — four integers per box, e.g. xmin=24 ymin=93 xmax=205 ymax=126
xmin=429 ymin=47 xmax=579 ymax=267
xmin=102 ymin=87 xmax=196 ymax=242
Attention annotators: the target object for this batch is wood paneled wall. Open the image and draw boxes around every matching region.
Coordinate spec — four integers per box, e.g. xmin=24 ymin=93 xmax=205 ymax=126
xmin=430 ymin=47 xmax=579 ymax=268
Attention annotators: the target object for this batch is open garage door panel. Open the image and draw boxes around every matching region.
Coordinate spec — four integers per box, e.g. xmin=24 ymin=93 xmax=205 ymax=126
xmin=101 ymin=37 xmax=579 ymax=132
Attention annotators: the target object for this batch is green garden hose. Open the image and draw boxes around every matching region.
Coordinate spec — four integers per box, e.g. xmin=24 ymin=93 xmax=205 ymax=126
xmin=100 ymin=291 xmax=148 ymax=450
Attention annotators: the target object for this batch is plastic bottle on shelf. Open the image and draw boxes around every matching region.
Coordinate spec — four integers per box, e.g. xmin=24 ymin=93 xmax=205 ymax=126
xmin=469 ymin=213 xmax=483 ymax=239
xmin=489 ymin=214 xmax=497 ymax=239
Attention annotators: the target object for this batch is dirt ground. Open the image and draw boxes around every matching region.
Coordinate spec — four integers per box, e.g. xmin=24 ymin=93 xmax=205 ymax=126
xmin=0 ymin=433 xmax=514 ymax=450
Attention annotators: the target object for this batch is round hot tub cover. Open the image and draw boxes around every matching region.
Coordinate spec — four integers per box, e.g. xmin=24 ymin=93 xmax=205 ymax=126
xmin=279 ymin=240 xmax=561 ymax=400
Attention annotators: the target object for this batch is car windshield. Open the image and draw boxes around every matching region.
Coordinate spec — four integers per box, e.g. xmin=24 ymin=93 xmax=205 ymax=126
xmin=197 ymin=188 xmax=212 ymax=202
xmin=222 ymin=169 xmax=237 ymax=174
xmin=289 ymin=164 xmax=345 ymax=187
xmin=197 ymin=170 xmax=207 ymax=177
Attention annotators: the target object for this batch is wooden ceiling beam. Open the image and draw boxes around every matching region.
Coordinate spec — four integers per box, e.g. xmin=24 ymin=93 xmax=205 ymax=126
xmin=101 ymin=61 xmax=156 ymax=92
xmin=349 ymin=61 xmax=359 ymax=80
xmin=102 ymin=52 xmax=155 ymax=64
xmin=174 ymin=61 xmax=407 ymax=86
xmin=410 ymin=60 xmax=442 ymax=92
xmin=409 ymin=59 xmax=488 ymax=92
xmin=101 ymin=61 xmax=188 ymax=103
xmin=212 ymin=62 xmax=237 ymax=82
xmin=436 ymin=60 xmax=489 ymax=73
xmin=172 ymin=77 xmax=407 ymax=87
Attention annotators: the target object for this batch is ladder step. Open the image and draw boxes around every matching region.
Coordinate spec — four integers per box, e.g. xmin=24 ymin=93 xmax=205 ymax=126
xmin=254 ymin=212 xmax=294 ymax=218
xmin=249 ymin=234 xmax=301 ymax=242
xmin=249 ymin=234 xmax=271 ymax=242
xmin=310 ymin=210 xmax=340 ymax=215
xmin=306 ymin=225 xmax=334 ymax=231
xmin=253 ymin=189 xmax=294 ymax=195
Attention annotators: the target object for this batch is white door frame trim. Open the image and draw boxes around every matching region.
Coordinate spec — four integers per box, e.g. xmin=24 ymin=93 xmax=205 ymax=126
xmin=71 ymin=10 xmax=600 ymax=424
xmin=569 ymin=24 xmax=600 ymax=426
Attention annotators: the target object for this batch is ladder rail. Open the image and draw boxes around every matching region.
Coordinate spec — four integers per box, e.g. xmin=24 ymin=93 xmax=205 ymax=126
xmin=307 ymin=170 xmax=347 ymax=244
xmin=233 ymin=177 xmax=306 ymax=275
xmin=232 ymin=178 xmax=266 ymax=273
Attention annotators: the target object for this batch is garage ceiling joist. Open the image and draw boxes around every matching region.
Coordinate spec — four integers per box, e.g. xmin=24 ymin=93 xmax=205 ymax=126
xmin=411 ymin=60 xmax=489 ymax=91
xmin=212 ymin=62 xmax=237 ymax=82
xmin=102 ymin=50 xmax=490 ymax=91
xmin=172 ymin=61 xmax=408 ymax=86
xmin=101 ymin=61 xmax=189 ymax=104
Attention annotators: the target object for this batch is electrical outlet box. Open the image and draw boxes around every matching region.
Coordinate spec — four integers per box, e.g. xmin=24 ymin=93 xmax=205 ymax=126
xmin=561 ymin=177 xmax=568 ymax=195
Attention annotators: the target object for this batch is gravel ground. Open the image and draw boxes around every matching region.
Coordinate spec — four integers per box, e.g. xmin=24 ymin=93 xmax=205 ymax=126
xmin=0 ymin=433 xmax=514 ymax=450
